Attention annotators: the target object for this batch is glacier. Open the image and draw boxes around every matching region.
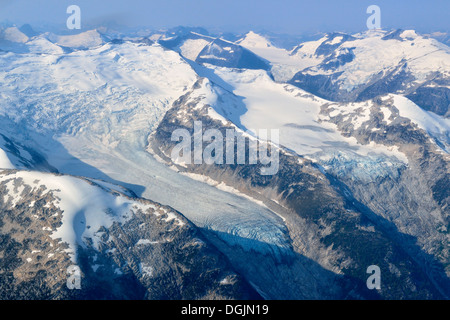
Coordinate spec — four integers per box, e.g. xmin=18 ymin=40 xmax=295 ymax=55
xmin=0 ymin=37 xmax=292 ymax=260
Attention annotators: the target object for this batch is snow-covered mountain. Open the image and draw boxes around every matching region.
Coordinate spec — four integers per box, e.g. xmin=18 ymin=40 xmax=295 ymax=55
xmin=155 ymin=28 xmax=450 ymax=299
xmin=159 ymin=29 xmax=270 ymax=70
xmin=427 ymin=31 xmax=450 ymax=47
xmin=237 ymin=31 xmax=323 ymax=81
xmin=45 ymin=29 xmax=105 ymax=49
xmin=0 ymin=169 xmax=258 ymax=299
xmin=0 ymin=25 xmax=449 ymax=300
xmin=233 ymin=29 xmax=450 ymax=118
xmin=150 ymin=71 xmax=449 ymax=299
xmin=286 ymin=29 xmax=450 ymax=117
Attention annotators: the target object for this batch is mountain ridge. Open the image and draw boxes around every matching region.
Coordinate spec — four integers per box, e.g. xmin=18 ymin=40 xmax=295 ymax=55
xmin=0 ymin=25 xmax=448 ymax=299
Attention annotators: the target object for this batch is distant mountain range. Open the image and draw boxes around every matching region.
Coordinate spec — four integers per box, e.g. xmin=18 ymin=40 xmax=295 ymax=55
xmin=0 ymin=24 xmax=449 ymax=300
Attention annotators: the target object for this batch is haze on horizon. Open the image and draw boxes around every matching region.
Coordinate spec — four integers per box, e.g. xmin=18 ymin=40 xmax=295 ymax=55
xmin=0 ymin=0 xmax=449 ymax=36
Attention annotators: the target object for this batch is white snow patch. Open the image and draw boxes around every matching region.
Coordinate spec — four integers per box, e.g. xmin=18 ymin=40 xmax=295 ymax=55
xmin=47 ymin=30 xmax=103 ymax=49
xmin=199 ymin=54 xmax=227 ymax=61
xmin=2 ymin=27 xmax=29 ymax=43
xmin=220 ymin=276 xmax=235 ymax=285
xmin=136 ymin=239 xmax=160 ymax=245
xmin=179 ymin=39 xmax=210 ymax=60
xmin=139 ymin=263 xmax=154 ymax=278
xmin=0 ymin=171 xmax=156 ymax=263
xmin=392 ymin=95 xmax=450 ymax=136
xmin=328 ymin=36 xmax=343 ymax=45
xmin=0 ymin=148 xmax=15 ymax=169
xmin=211 ymin=67 xmax=408 ymax=162
xmin=380 ymin=106 xmax=393 ymax=125
xmin=162 ymin=211 xmax=186 ymax=227
xmin=238 ymin=31 xmax=322 ymax=81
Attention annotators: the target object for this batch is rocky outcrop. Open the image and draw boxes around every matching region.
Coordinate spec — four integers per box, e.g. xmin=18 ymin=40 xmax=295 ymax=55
xmin=318 ymin=96 xmax=450 ymax=296
xmin=0 ymin=170 xmax=259 ymax=300
xmin=196 ymin=38 xmax=270 ymax=70
xmin=149 ymin=79 xmax=446 ymax=299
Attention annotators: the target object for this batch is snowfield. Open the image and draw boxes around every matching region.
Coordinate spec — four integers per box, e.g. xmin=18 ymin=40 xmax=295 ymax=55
xmin=1 ymin=30 xmax=448 ymax=252
xmin=237 ymin=31 xmax=323 ymax=82
xmin=391 ymin=94 xmax=450 ymax=139
xmin=46 ymin=29 xmax=104 ymax=49
xmin=207 ymin=66 xmax=411 ymax=163
xmin=0 ymin=36 xmax=291 ymax=257
xmin=0 ymin=25 xmax=449 ymax=300
xmin=298 ymin=29 xmax=450 ymax=91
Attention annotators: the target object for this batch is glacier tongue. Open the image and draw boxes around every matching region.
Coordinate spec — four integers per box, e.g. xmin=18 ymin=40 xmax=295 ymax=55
xmin=1 ymin=26 xmax=449 ymax=299
xmin=55 ymin=132 xmax=291 ymax=257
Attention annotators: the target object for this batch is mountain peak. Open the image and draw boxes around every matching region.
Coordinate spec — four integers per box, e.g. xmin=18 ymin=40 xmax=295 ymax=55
xmin=238 ymin=31 xmax=272 ymax=48
xmin=1 ymin=26 xmax=29 ymax=43
xmin=47 ymin=29 xmax=104 ymax=49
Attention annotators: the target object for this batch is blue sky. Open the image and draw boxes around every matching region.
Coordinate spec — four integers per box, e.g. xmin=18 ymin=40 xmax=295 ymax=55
xmin=0 ymin=0 xmax=449 ymax=34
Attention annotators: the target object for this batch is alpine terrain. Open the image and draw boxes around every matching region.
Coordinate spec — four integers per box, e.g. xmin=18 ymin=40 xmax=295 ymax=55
xmin=0 ymin=24 xmax=449 ymax=300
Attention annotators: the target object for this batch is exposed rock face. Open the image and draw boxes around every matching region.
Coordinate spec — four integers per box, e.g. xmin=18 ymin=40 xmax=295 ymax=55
xmin=317 ymin=96 xmax=450 ymax=295
xmin=278 ymin=31 xmax=450 ymax=296
xmin=0 ymin=27 xmax=448 ymax=301
xmin=149 ymin=78 xmax=446 ymax=299
xmin=196 ymin=38 xmax=270 ymax=70
xmin=407 ymin=85 xmax=450 ymax=117
xmin=158 ymin=29 xmax=271 ymax=71
xmin=290 ymin=64 xmax=450 ymax=118
xmin=0 ymin=170 xmax=259 ymax=300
